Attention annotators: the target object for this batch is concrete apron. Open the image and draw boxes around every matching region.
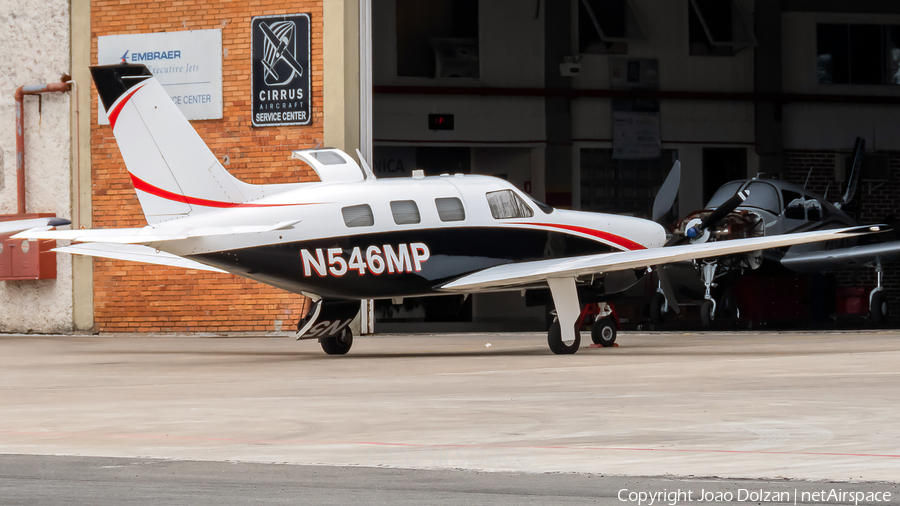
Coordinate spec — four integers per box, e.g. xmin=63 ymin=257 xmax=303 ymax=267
xmin=0 ymin=331 xmax=898 ymax=481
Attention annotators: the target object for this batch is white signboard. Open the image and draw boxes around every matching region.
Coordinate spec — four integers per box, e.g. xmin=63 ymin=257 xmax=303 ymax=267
xmin=98 ymin=29 xmax=223 ymax=122
xmin=612 ymin=111 xmax=661 ymax=160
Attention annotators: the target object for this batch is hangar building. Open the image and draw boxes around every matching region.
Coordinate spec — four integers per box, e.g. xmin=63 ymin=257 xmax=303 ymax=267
xmin=0 ymin=0 xmax=897 ymax=334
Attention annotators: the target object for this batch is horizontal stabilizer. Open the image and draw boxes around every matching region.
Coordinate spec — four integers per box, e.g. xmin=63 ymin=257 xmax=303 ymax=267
xmin=55 ymin=243 xmax=227 ymax=273
xmin=441 ymin=225 xmax=886 ymax=292
xmin=12 ymin=220 xmax=301 ymax=244
xmin=0 ymin=217 xmax=70 ymax=236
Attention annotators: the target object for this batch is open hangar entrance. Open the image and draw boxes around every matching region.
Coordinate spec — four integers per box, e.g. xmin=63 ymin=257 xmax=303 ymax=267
xmin=370 ymin=0 xmax=552 ymax=332
xmin=367 ymin=0 xmax=900 ymax=333
xmin=367 ymin=0 xmax=706 ymax=332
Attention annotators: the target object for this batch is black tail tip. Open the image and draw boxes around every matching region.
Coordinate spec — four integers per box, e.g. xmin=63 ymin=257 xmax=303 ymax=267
xmin=90 ymin=63 xmax=153 ymax=111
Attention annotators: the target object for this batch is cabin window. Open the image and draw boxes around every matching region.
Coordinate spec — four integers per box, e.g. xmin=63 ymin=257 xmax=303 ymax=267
xmin=805 ymin=199 xmax=823 ymax=221
xmin=784 ymin=199 xmax=806 ymax=220
xmin=486 ymin=190 xmax=534 ymax=219
xmin=342 ymin=204 xmax=375 ymax=227
xmin=435 ymin=197 xmax=466 ymax=222
xmin=310 ymin=151 xmax=346 ymax=165
xmin=390 ymin=200 xmax=421 ymax=225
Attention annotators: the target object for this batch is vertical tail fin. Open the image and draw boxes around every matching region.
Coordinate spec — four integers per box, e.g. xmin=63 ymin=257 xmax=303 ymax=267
xmin=91 ymin=63 xmax=262 ymax=224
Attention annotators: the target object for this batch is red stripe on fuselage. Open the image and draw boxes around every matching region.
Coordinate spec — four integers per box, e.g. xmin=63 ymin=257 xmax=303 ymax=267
xmin=108 ymin=83 xmax=147 ymax=130
xmin=129 ymin=174 xmax=318 ymax=208
xmin=513 ymin=222 xmax=647 ymax=251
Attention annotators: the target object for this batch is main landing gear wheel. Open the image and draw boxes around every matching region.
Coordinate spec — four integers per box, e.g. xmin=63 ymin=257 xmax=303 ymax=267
xmin=591 ymin=317 xmax=617 ymax=347
xmin=870 ymin=291 xmax=888 ymax=326
xmin=700 ymin=300 xmax=715 ymax=328
xmin=649 ymin=293 xmax=667 ymax=325
xmin=320 ymin=328 xmax=353 ymax=355
xmin=548 ymin=321 xmax=580 ymax=355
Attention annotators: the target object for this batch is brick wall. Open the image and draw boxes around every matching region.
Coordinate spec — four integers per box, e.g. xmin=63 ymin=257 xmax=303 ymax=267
xmin=783 ymin=150 xmax=900 ymax=325
xmin=91 ymin=0 xmax=323 ymax=332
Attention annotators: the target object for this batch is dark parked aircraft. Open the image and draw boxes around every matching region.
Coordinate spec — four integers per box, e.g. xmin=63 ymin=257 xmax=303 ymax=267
xmin=650 ymin=139 xmax=899 ymax=326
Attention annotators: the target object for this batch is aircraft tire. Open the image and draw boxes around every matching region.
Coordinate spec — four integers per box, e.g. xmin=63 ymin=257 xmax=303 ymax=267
xmin=590 ymin=317 xmax=617 ymax=347
xmin=649 ymin=293 xmax=667 ymax=325
xmin=870 ymin=291 xmax=888 ymax=326
xmin=320 ymin=328 xmax=353 ymax=355
xmin=700 ymin=300 xmax=715 ymax=328
xmin=548 ymin=321 xmax=580 ymax=354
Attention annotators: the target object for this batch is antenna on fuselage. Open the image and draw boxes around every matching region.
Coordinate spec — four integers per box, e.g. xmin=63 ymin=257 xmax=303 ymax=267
xmin=356 ymin=149 xmax=377 ymax=180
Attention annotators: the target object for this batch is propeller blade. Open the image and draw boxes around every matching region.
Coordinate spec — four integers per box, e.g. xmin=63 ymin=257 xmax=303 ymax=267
xmin=687 ymin=188 xmax=749 ymax=239
xmin=652 ymin=160 xmax=681 ymax=223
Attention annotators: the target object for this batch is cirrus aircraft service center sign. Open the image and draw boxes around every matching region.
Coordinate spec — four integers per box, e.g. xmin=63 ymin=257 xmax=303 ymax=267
xmin=251 ymin=14 xmax=312 ymax=127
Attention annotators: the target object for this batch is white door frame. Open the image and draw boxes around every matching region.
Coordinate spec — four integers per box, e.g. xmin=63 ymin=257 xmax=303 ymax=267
xmin=359 ymin=0 xmax=375 ymax=335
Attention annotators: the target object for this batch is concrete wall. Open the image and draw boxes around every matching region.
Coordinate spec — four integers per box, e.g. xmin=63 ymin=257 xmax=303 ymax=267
xmin=0 ymin=0 xmax=74 ymax=332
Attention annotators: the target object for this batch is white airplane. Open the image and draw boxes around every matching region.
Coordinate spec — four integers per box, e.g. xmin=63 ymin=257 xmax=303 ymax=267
xmin=14 ymin=62 xmax=888 ymax=354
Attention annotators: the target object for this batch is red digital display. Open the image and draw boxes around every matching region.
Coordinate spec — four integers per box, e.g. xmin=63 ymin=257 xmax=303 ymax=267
xmin=428 ymin=114 xmax=454 ymax=130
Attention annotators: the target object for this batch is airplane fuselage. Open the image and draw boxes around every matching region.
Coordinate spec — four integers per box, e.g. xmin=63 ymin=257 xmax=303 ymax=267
xmin=156 ymin=174 xmax=667 ymax=300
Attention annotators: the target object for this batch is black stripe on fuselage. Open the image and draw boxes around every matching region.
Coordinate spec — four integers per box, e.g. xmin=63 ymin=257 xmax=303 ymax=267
xmin=189 ymin=226 xmax=622 ymax=299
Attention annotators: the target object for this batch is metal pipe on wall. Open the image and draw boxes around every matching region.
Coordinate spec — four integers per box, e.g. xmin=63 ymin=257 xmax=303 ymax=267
xmin=14 ymin=82 xmax=72 ymax=215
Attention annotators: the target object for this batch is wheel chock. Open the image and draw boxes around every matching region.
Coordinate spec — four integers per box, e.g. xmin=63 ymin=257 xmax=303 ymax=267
xmin=587 ymin=343 xmax=619 ymax=349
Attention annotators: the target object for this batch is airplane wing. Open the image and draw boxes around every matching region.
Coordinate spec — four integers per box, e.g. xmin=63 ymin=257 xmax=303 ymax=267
xmin=780 ymin=241 xmax=900 ymax=272
xmin=12 ymin=220 xmax=301 ymax=244
xmin=440 ymin=225 xmax=884 ymax=292
xmin=54 ymin=243 xmax=227 ymax=273
xmin=0 ymin=217 xmax=70 ymax=235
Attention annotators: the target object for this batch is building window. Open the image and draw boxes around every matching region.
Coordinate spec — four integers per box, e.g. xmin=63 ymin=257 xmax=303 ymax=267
xmin=486 ymin=190 xmax=534 ymax=219
xmin=396 ymin=0 xmax=479 ymax=78
xmin=435 ymin=197 xmax=466 ymax=222
xmin=688 ymin=0 xmax=756 ymax=56
xmin=579 ymin=0 xmax=627 ymax=54
xmin=390 ymin=200 xmax=421 ymax=225
xmin=341 ymin=204 xmax=375 ymax=227
xmin=817 ymin=24 xmax=900 ymax=85
xmin=580 ymin=149 xmax=679 ymax=219
xmin=702 ymin=147 xmax=747 ymax=204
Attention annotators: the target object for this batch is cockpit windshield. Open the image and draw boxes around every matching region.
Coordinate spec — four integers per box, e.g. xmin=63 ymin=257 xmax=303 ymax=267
xmin=705 ymin=182 xmax=743 ymax=209
xmin=529 ymin=195 xmax=554 ymax=214
xmin=705 ymin=181 xmax=781 ymax=214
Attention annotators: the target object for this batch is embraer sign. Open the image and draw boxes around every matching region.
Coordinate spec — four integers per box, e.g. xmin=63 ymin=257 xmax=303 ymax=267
xmin=98 ymin=30 xmax=223 ymax=121
xmin=251 ymin=14 xmax=312 ymax=127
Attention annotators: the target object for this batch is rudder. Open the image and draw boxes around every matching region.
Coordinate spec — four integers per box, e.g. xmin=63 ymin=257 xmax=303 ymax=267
xmin=91 ymin=63 xmax=261 ymax=224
